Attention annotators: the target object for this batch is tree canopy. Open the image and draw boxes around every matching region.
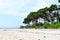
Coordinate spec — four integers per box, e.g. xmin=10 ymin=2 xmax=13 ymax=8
xmin=58 ymin=0 xmax=60 ymax=2
xmin=20 ymin=0 xmax=60 ymax=29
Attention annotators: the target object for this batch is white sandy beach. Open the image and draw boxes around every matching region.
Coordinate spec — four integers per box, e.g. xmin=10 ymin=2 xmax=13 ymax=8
xmin=0 ymin=29 xmax=60 ymax=40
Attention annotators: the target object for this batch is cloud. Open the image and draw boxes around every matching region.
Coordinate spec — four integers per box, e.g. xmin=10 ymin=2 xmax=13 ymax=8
xmin=0 ymin=0 xmax=31 ymax=16
xmin=0 ymin=0 xmax=58 ymax=17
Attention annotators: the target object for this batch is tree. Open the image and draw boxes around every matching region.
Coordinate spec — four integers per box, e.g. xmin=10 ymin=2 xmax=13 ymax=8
xmin=20 ymin=0 xmax=60 ymax=29
xmin=27 ymin=12 xmax=39 ymax=24
xmin=37 ymin=7 xmax=49 ymax=22
xmin=58 ymin=0 xmax=60 ymax=2
xmin=23 ymin=18 xmax=31 ymax=24
xmin=49 ymin=4 xmax=57 ymax=13
xmin=37 ymin=7 xmax=54 ymax=23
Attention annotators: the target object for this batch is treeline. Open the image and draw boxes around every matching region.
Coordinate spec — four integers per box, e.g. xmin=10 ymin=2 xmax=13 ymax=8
xmin=20 ymin=0 xmax=60 ymax=29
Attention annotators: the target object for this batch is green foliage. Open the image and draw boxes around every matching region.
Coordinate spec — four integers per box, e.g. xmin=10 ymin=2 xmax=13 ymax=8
xmin=37 ymin=7 xmax=49 ymax=13
xmin=48 ymin=22 xmax=60 ymax=29
xmin=20 ymin=0 xmax=60 ymax=29
xmin=49 ymin=4 xmax=57 ymax=12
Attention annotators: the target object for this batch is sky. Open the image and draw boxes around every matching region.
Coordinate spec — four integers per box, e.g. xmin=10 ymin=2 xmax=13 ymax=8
xmin=0 ymin=0 xmax=59 ymax=29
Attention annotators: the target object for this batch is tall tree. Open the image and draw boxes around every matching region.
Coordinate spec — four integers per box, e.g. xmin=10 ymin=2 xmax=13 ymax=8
xmin=27 ymin=12 xmax=39 ymax=24
xmin=23 ymin=18 xmax=31 ymax=24
xmin=49 ymin=4 xmax=57 ymax=13
xmin=37 ymin=7 xmax=54 ymax=23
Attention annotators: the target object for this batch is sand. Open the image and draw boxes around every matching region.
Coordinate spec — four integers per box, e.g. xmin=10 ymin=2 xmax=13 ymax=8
xmin=0 ymin=29 xmax=60 ymax=40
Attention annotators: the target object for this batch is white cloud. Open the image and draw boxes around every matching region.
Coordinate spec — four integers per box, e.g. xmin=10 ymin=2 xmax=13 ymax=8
xmin=0 ymin=0 xmax=31 ymax=16
xmin=0 ymin=0 xmax=56 ymax=17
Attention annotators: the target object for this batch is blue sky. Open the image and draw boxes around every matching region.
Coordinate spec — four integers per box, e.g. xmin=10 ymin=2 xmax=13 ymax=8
xmin=0 ymin=0 xmax=59 ymax=29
